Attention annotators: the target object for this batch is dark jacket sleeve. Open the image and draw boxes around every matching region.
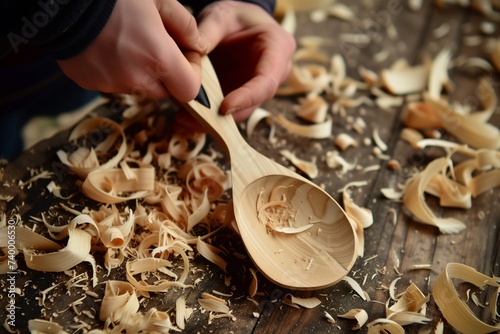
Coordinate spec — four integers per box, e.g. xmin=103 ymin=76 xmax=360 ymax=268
xmin=182 ymin=0 xmax=276 ymax=17
xmin=0 ymin=0 xmax=275 ymax=61
xmin=0 ymin=0 xmax=117 ymax=60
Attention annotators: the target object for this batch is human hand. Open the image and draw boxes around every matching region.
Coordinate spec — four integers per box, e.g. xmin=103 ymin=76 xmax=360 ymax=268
xmin=57 ymin=0 xmax=207 ymax=102
xmin=197 ymin=1 xmax=296 ymax=122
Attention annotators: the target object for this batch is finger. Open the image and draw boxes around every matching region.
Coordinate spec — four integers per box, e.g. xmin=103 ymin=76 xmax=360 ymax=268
xmin=155 ymin=0 xmax=207 ymax=53
xmin=230 ymin=106 xmax=256 ymax=123
xmin=219 ymin=47 xmax=291 ymax=115
xmin=197 ymin=2 xmax=239 ymax=52
xmin=155 ymin=44 xmax=202 ymax=102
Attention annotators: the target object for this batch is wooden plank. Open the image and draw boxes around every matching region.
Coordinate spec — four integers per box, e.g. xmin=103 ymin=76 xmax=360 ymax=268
xmin=1 ymin=1 xmax=499 ymax=333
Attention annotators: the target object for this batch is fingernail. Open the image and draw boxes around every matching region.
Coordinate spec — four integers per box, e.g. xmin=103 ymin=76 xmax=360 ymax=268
xmin=197 ymin=35 xmax=207 ymax=53
xmin=225 ymin=107 xmax=238 ymax=115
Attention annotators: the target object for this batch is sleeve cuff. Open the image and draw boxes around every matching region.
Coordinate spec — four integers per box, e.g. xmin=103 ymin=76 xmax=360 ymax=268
xmin=43 ymin=0 xmax=117 ymax=60
xmin=188 ymin=0 xmax=275 ymax=17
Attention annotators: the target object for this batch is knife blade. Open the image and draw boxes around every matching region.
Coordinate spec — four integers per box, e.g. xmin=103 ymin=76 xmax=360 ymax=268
xmin=194 ymin=85 xmax=211 ymax=108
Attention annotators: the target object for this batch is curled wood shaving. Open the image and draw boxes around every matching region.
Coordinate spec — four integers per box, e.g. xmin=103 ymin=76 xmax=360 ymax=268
xmin=19 ymin=170 xmax=54 ymax=188
xmin=248 ymin=268 xmax=258 ymax=298
xmin=400 ymin=127 xmax=424 ymax=148
xmin=492 ymin=38 xmax=500 ymax=72
xmin=198 ymin=293 xmax=234 ymax=322
xmin=57 ymin=117 xmax=127 ymax=179
xmin=409 ymin=0 xmax=423 ymax=11
xmin=433 ymin=22 xmax=451 ymax=39
xmin=433 ymin=263 xmax=500 ymax=334
xmin=21 ymin=217 xmax=98 ymax=286
xmin=126 ymin=256 xmax=190 ymax=292
xmin=277 ymin=0 xmax=335 ymax=13
xmin=275 ymin=114 xmax=333 ymax=139
xmin=169 ymin=132 xmax=206 ymax=161
xmin=28 ymin=319 xmax=69 ymax=334
xmin=81 ymin=165 xmax=155 ymax=204
xmin=176 ymin=296 xmax=191 ymax=330
xmin=462 ymin=57 xmax=495 ymax=72
xmin=338 ymin=309 xmax=369 ymax=329
xmin=246 ymin=107 xmax=272 ymax=137
xmin=277 ymin=63 xmax=331 ymax=96
xmin=366 ymin=318 xmax=404 ymax=334
xmin=99 ymin=280 xmax=139 ymax=322
xmin=342 ymin=276 xmax=368 ymax=301
xmin=298 ymin=35 xmax=335 ymax=48
xmin=46 ymin=181 xmax=72 ymax=200
xmin=399 ymin=140 xmax=500 ymax=231
xmin=342 ymin=183 xmax=373 ymax=257
xmin=335 ymin=133 xmax=358 ymax=151
xmin=325 ymin=150 xmax=356 ymax=176
xmin=423 ymin=95 xmax=500 ymax=150
xmin=324 ymin=311 xmax=336 ymax=324
xmin=256 ymin=186 xmax=313 ymax=234
xmin=283 ymin=294 xmax=321 ymax=309
xmin=280 ymin=150 xmax=318 ymax=178
xmin=373 ymin=127 xmax=388 ymax=151
xmin=327 ymin=3 xmax=355 ymax=21
xmin=386 ymin=282 xmax=431 ymax=326
xmin=380 ymin=64 xmax=429 ymax=95
xmin=428 ymin=49 xmax=453 ymax=100
xmin=359 ymin=66 xmax=379 ymax=86
xmin=293 ymin=47 xmax=330 ymax=64
xmin=294 ymin=94 xmax=328 ymax=123
xmin=196 ymin=237 xmax=227 ymax=271
xmin=403 ymin=50 xmax=499 ymax=149
xmin=403 ymin=157 xmax=467 ymax=233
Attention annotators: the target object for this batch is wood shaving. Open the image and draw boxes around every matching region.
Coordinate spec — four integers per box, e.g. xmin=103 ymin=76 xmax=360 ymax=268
xmin=324 ymin=310 xmax=336 ymax=324
xmin=433 ymin=22 xmax=451 ymax=39
xmin=294 ymin=94 xmax=328 ymax=123
xmin=327 ymin=3 xmax=355 ymax=21
xmin=433 ymin=263 xmax=500 ymax=333
xmin=366 ymin=318 xmax=404 ymax=334
xmin=275 ymin=114 xmax=333 ymax=139
xmin=338 ymin=308 xmax=369 ymax=329
xmin=283 ymin=294 xmax=321 ymax=309
xmin=325 ymin=150 xmax=356 ymax=176
xmin=373 ymin=127 xmax=388 ymax=151
xmin=386 ymin=282 xmax=431 ymax=326
xmin=280 ymin=150 xmax=318 ymax=178
xmin=335 ymin=133 xmax=358 ymax=151
xmin=342 ymin=276 xmax=368 ymax=301
xmin=248 ymin=268 xmax=258 ymax=298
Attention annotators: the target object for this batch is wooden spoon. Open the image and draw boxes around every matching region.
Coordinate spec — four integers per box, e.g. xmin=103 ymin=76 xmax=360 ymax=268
xmin=184 ymin=56 xmax=358 ymax=290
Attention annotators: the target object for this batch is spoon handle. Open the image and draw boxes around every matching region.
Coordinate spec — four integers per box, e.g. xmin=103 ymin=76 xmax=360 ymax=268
xmin=184 ymin=56 xmax=245 ymax=154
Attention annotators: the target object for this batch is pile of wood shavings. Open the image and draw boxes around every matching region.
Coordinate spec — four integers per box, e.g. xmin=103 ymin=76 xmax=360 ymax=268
xmin=0 ymin=98 xmax=242 ymax=332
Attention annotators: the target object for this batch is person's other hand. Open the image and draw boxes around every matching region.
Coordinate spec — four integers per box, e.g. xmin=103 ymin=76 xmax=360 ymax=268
xmin=197 ymin=1 xmax=296 ymax=122
xmin=57 ymin=0 xmax=207 ymax=102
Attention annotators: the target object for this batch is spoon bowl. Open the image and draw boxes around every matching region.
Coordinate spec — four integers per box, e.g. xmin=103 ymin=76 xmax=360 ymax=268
xmin=184 ymin=56 xmax=358 ymax=290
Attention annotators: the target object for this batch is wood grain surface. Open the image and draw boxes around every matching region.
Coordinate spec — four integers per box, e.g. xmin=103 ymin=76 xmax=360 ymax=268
xmin=1 ymin=1 xmax=499 ymax=333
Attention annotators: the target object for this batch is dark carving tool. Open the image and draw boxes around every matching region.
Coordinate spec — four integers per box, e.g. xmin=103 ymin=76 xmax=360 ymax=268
xmin=194 ymin=85 xmax=211 ymax=108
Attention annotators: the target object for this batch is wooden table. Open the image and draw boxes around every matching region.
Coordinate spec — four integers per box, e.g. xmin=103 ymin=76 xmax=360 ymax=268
xmin=1 ymin=1 xmax=499 ymax=333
